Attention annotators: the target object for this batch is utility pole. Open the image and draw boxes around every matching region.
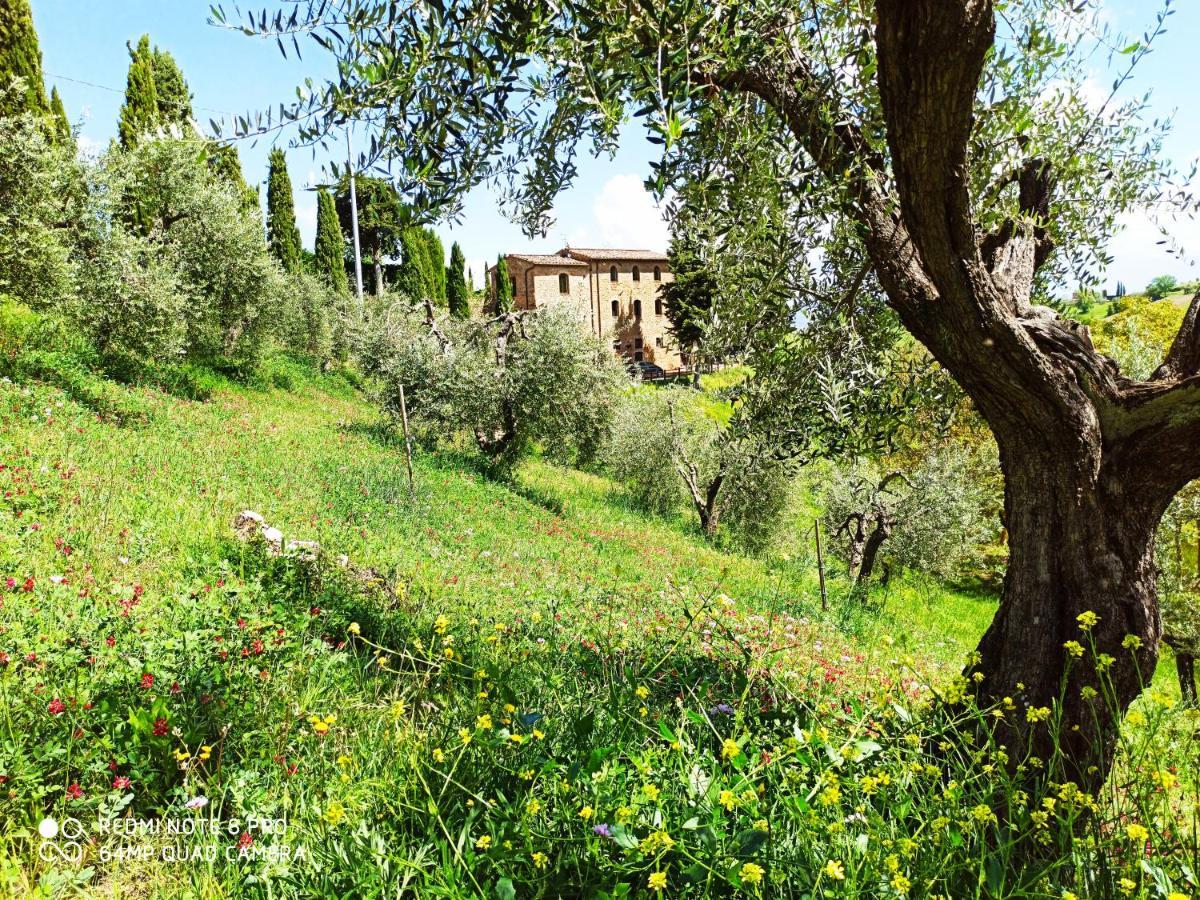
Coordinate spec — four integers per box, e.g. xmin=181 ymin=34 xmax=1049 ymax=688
xmin=346 ymin=126 xmax=365 ymax=306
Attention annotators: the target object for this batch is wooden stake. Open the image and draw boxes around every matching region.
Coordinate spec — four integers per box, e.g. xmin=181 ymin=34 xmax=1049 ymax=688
xmin=814 ymin=518 xmax=828 ymax=611
xmin=399 ymin=383 xmax=415 ymax=494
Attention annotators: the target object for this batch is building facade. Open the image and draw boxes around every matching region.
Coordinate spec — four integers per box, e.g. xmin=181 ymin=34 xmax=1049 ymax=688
xmin=489 ymin=247 xmax=683 ymax=369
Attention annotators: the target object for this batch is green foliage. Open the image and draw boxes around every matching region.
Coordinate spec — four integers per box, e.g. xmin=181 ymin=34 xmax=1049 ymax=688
xmin=420 ymin=227 xmax=446 ymax=304
xmin=1145 ymin=274 xmax=1181 ymax=301
xmin=368 ymin=305 xmax=623 ymax=468
xmin=274 ymin=270 xmax=333 ymax=360
xmin=334 ymin=175 xmax=405 ymax=293
xmin=0 ymin=373 xmax=1195 ymax=896
xmin=394 ymin=227 xmax=432 ymax=302
xmin=0 ymin=107 xmax=80 ymax=309
xmin=118 ymin=35 xmax=158 ymax=149
xmin=447 ymin=240 xmax=469 ymax=319
xmin=150 ymin=46 xmax=192 ymax=126
xmin=266 ymin=148 xmax=302 ymax=273
xmin=822 ymin=442 xmax=1002 ymax=582
xmin=207 ymin=142 xmax=259 ymax=213
xmin=661 ymin=231 xmax=715 ymax=354
xmin=0 ymin=0 xmax=47 ymax=118
xmin=494 ymin=254 xmax=513 ymax=313
xmin=69 ymin=215 xmax=186 ymax=361
xmin=48 ymin=84 xmax=68 ymax=143
xmin=314 ymin=187 xmax=348 ymax=295
xmin=1093 ymin=297 xmax=1188 ymax=380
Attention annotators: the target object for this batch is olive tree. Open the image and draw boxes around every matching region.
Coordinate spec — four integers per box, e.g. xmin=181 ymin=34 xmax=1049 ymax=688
xmin=226 ymin=0 xmax=1200 ymax=786
xmin=367 ymin=303 xmax=625 ymax=470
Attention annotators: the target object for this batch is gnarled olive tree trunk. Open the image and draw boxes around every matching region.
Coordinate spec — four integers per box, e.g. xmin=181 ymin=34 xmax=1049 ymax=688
xmin=712 ymin=0 xmax=1200 ymax=790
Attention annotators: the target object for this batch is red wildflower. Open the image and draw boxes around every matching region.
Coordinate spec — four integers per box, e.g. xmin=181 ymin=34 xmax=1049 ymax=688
xmin=105 ymin=636 xmax=115 ymax=648
xmin=113 ymin=776 xmax=131 ymax=790
xmin=22 ymin=577 xmax=34 ymax=592
xmin=152 ymin=717 xmax=169 ymax=736
xmin=237 ymin=831 xmax=253 ymax=850
xmin=65 ymin=783 xmax=83 ymax=800
xmin=48 ymin=698 xmax=66 ymax=715
xmin=170 ymin=681 xmax=181 ymax=694
xmin=140 ymin=673 xmax=154 ymax=690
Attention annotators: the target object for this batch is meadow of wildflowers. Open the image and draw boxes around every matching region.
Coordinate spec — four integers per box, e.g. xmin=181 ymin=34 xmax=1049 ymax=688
xmin=0 ymin=366 xmax=1196 ymax=898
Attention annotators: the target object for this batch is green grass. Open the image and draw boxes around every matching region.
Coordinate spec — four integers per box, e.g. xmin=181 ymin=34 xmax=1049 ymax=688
xmin=1 ymin=370 xmax=1196 ymax=898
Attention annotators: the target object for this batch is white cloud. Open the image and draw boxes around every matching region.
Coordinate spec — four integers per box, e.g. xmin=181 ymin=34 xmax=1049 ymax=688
xmin=75 ymin=133 xmax=104 ymax=159
xmin=568 ymin=174 xmax=670 ymax=251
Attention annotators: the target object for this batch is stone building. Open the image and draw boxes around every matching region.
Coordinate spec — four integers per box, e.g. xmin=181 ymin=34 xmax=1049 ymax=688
xmin=488 ymin=247 xmax=684 ymax=369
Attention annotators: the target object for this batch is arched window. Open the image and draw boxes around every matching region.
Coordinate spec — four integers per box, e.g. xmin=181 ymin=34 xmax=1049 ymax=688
xmin=558 ymin=273 xmax=569 ymax=293
xmin=609 ymin=265 xmax=618 ymax=282
xmin=611 ymin=299 xmax=619 ymax=317
xmin=632 ymin=265 xmax=640 ymax=281
xmin=634 ymin=299 xmax=642 ymax=319
xmin=654 ymin=297 xmax=663 ymax=316
xmin=653 ymin=266 xmax=661 ymax=281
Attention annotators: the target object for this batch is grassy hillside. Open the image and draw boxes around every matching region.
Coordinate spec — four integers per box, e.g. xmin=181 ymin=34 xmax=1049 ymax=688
xmin=1 ymin=371 xmax=1195 ymax=898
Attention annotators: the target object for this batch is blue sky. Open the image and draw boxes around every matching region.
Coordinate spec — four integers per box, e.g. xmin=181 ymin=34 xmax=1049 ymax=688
xmin=31 ymin=0 xmax=1200 ymax=293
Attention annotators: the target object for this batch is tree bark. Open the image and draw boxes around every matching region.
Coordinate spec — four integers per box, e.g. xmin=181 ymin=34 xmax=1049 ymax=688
xmin=857 ymin=515 xmax=892 ymax=586
xmin=972 ymin=438 xmax=1164 ymax=784
xmin=1176 ymin=651 xmax=1197 ymax=708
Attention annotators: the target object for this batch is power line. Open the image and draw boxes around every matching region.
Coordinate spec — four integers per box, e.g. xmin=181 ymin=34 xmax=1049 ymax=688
xmin=45 ymin=70 xmax=235 ymax=117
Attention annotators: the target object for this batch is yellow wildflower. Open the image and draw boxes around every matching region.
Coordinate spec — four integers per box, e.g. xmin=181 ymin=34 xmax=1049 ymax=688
xmin=740 ymin=862 xmax=764 ymax=885
xmin=721 ymin=738 xmax=741 ymax=761
xmin=648 ymin=871 xmax=667 ymax=892
xmin=824 ymin=860 xmax=845 ymax=881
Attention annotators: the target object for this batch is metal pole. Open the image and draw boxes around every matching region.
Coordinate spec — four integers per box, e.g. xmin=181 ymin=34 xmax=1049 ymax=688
xmin=398 ymin=383 xmax=415 ymax=495
xmin=346 ymin=127 xmax=365 ymax=306
xmin=814 ymin=519 xmax=828 ymax=611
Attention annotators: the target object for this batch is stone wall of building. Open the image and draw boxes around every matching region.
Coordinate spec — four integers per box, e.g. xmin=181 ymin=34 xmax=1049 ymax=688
xmin=489 ymin=249 xmax=684 ymax=370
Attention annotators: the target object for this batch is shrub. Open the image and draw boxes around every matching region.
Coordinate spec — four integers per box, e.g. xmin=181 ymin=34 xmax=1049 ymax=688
xmin=822 ymin=441 xmax=1001 ymax=582
xmin=371 ymin=305 xmax=625 ymax=469
xmin=601 ymin=388 xmax=686 ymax=516
xmin=0 ymin=106 xmax=81 ymax=309
xmin=96 ymin=138 xmax=282 ymax=369
xmin=69 ymin=219 xmax=186 ymax=361
xmin=273 ymin=269 xmax=334 ymax=361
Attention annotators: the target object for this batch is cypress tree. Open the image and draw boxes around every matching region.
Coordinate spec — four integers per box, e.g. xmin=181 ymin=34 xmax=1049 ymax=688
xmin=0 ymin=0 xmax=48 ymax=117
xmin=396 ymin=229 xmax=429 ymax=301
xmin=118 ymin=35 xmax=158 ymax=149
xmin=447 ymin=242 xmax=468 ymax=319
xmin=266 ymin=148 xmax=302 ymax=273
xmin=494 ymin=255 xmax=513 ymax=313
xmin=315 ymin=188 xmax=348 ymax=295
xmin=151 ymin=47 xmax=192 ymax=127
xmin=49 ymin=85 xmax=69 ymax=143
xmin=421 ymin=229 xmax=447 ymax=304
xmin=208 ymin=143 xmax=259 ymax=214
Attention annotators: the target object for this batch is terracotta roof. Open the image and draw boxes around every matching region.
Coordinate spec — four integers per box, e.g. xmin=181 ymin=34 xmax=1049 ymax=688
xmin=560 ymin=247 xmax=669 ymax=262
xmin=508 ymin=253 xmax=588 ymax=267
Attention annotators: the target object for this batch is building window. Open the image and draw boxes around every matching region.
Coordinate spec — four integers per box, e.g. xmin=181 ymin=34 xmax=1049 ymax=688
xmin=654 ymin=297 xmax=663 ymax=316
xmin=612 ymin=340 xmax=621 ymax=350
xmin=609 ymin=265 xmax=618 ymax=282
xmin=653 ymin=266 xmax=661 ymax=281
xmin=656 ymin=336 xmax=664 ymax=348
xmin=632 ymin=265 xmax=640 ymax=281
xmin=634 ymin=351 xmax=644 ymax=362
xmin=634 ymin=337 xmax=643 ymax=349
xmin=611 ymin=299 xmax=619 ymax=317
xmin=558 ymin=273 xmax=569 ymax=293
xmin=510 ymin=277 xmax=517 ymax=294
xmin=633 ymin=299 xmax=642 ymax=319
